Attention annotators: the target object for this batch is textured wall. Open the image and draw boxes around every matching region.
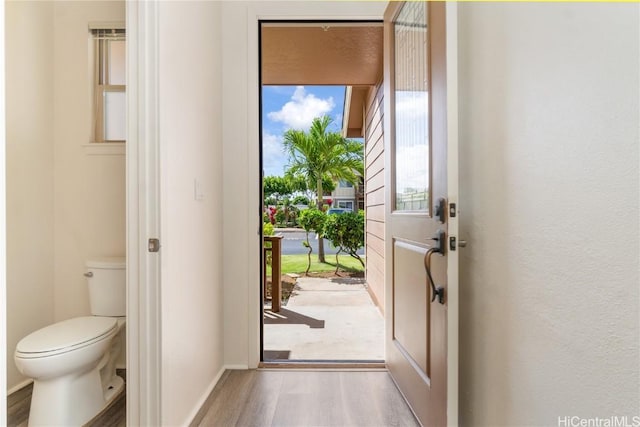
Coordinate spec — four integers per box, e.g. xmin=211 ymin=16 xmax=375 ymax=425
xmin=458 ymin=3 xmax=640 ymax=424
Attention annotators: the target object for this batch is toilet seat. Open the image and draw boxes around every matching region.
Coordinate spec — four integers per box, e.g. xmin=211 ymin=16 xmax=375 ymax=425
xmin=16 ymin=317 xmax=118 ymax=359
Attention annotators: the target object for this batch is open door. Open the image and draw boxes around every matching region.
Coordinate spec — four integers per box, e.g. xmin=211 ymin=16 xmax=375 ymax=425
xmin=384 ymin=2 xmax=458 ymax=425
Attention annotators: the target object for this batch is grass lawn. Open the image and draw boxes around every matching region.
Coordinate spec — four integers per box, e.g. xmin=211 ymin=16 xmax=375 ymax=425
xmin=267 ymin=253 xmax=365 ymax=275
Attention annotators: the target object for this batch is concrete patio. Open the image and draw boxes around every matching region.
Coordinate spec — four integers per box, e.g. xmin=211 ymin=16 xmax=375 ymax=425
xmin=263 ymin=276 xmax=384 ymax=361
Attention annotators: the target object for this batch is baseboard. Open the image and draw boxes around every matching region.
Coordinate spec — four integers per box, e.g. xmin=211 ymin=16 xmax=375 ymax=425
xmin=185 ymin=365 xmax=227 ymax=427
xmin=7 ymin=378 xmax=33 ymax=396
xmin=259 ymin=361 xmax=386 ymax=370
xmin=223 ymin=364 xmax=249 ymax=370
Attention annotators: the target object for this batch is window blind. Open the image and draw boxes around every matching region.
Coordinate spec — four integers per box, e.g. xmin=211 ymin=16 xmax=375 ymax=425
xmin=90 ymin=28 xmax=126 ymax=40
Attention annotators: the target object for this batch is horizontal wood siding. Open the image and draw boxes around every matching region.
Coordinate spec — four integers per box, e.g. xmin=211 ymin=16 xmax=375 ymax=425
xmin=365 ymin=83 xmax=385 ymax=313
xmin=367 ymin=170 xmax=384 ymax=193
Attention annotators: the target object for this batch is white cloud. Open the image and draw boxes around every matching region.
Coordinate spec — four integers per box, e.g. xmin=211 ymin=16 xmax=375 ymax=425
xmin=267 ymin=86 xmax=335 ymax=130
xmin=395 ymin=144 xmax=429 ymax=193
xmin=263 ymin=132 xmax=286 ymax=176
xmin=396 ymin=90 xmax=429 ymax=122
xmin=395 ymin=90 xmax=430 ymax=192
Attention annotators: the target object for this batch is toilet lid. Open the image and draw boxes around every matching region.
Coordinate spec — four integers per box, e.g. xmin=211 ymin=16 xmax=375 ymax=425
xmin=16 ymin=317 xmax=117 ymax=354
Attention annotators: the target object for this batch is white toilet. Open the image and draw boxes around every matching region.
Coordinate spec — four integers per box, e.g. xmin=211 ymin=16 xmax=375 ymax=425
xmin=14 ymin=258 xmax=126 ymax=426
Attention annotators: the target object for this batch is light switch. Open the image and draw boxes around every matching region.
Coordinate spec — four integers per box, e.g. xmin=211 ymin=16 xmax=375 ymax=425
xmin=194 ymin=179 xmax=204 ymax=201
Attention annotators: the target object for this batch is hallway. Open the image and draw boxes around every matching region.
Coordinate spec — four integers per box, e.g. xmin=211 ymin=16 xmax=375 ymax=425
xmin=191 ymin=370 xmax=418 ymax=426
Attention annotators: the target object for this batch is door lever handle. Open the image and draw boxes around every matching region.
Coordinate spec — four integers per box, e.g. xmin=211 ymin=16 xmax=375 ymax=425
xmin=424 ymin=248 xmax=445 ymax=304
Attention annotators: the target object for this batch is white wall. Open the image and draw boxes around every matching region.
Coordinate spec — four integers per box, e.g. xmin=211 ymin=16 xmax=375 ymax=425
xmin=52 ymin=1 xmax=125 ymax=322
xmin=221 ymin=0 xmax=387 ymax=369
xmin=158 ymin=2 xmax=225 ymax=425
xmin=457 ymin=3 xmax=640 ymax=425
xmin=5 ymin=0 xmax=55 ymax=392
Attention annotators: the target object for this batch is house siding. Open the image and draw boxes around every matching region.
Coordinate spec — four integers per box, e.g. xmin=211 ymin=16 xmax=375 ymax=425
xmin=364 ymin=82 xmax=384 ymax=312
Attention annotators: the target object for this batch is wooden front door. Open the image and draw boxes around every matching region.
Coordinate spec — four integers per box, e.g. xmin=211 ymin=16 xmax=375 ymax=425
xmin=384 ymin=2 xmax=453 ymax=425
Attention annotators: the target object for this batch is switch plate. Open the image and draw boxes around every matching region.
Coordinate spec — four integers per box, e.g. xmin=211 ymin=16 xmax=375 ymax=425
xmin=194 ymin=179 xmax=204 ymax=201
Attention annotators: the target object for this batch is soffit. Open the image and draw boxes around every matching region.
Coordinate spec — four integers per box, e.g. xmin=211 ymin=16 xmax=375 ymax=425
xmin=261 ymin=24 xmax=383 ymax=86
xmin=344 ymin=86 xmax=370 ymax=138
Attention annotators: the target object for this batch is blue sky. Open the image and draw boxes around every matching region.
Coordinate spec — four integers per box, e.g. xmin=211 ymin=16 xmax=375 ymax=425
xmin=262 ymin=85 xmax=345 ymax=177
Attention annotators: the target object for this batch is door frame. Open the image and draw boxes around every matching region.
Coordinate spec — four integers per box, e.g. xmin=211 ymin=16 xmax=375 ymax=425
xmin=126 ymin=1 xmax=162 ymax=425
xmin=245 ymin=2 xmax=388 ymax=369
xmin=445 ymin=3 xmax=460 ymax=424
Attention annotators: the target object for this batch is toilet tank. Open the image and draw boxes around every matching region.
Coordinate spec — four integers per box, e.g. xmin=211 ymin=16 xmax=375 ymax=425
xmin=86 ymin=258 xmax=126 ymax=316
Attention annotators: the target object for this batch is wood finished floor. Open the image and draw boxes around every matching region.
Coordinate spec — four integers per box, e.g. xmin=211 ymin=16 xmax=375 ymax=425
xmin=192 ymin=369 xmax=419 ymax=427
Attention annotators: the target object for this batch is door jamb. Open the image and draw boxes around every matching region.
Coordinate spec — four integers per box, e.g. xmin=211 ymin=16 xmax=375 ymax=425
xmin=245 ymin=3 xmax=386 ymax=369
xmin=126 ymin=1 xmax=162 ymax=425
xmin=445 ymin=2 xmax=460 ymax=424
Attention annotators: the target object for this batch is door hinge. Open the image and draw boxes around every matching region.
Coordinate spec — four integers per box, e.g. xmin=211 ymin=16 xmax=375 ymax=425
xmin=148 ymin=238 xmax=161 ymax=253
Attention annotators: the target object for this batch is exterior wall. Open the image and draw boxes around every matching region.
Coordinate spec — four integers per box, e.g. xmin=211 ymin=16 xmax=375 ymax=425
xmin=457 ymin=3 xmax=640 ymax=424
xmin=332 ymin=185 xmax=356 ymax=200
xmin=364 ymin=83 xmax=385 ymax=311
xmin=5 ymin=0 xmax=55 ymax=391
xmin=332 ymin=184 xmax=356 ymax=209
xmin=158 ymin=2 xmax=225 ymax=425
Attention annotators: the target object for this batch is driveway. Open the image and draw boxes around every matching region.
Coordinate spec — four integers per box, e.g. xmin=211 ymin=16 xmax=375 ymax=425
xmin=275 ymin=229 xmax=365 ymax=256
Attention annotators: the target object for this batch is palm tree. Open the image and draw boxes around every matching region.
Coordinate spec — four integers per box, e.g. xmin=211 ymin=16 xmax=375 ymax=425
xmin=283 ymin=115 xmax=364 ymax=263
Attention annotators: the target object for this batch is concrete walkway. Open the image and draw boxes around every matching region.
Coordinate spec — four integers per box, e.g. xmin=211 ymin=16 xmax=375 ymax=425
xmin=263 ymin=277 xmax=384 ymax=361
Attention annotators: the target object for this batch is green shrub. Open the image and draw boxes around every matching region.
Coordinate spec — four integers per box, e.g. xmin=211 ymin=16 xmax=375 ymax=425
xmin=274 ymin=208 xmax=286 ymax=225
xmin=292 ymin=195 xmax=311 ymax=206
xmin=324 ymin=211 xmax=365 ymax=272
xmin=263 ymin=222 xmax=275 ymax=236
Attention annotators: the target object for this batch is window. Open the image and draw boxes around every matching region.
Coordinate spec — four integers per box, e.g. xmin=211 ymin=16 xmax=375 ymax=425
xmin=92 ymin=27 xmax=126 ymax=142
xmin=338 ymin=180 xmax=354 ymax=188
xmin=336 ymin=200 xmax=354 ymax=210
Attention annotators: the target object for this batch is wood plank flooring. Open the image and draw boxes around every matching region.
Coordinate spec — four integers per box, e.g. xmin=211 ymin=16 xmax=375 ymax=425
xmin=192 ymin=370 xmax=419 ymax=427
xmin=7 ymin=382 xmax=32 ymax=427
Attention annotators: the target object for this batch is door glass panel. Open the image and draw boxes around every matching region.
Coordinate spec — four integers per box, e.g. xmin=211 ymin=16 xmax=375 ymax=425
xmin=394 ymin=2 xmax=430 ymax=212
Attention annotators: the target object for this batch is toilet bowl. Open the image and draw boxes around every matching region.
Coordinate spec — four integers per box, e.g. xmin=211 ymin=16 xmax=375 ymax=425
xmin=14 ymin=258 xmax=126 ymax=426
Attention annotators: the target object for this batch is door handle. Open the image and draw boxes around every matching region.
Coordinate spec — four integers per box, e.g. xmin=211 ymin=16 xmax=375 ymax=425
xmin=424 ymin=230 xmax=446 ymax=305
